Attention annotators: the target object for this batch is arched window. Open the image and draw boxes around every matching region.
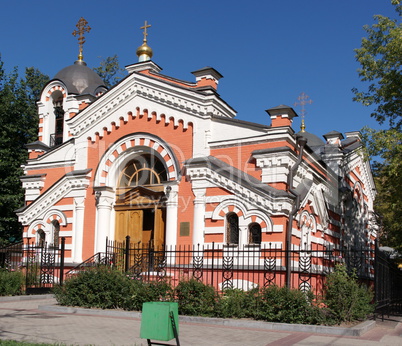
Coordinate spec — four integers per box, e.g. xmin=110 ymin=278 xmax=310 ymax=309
xmin=248 ymin=223 xmax=261 ymax=244
xmin=37 ymin=229 xmax=45 ymax=247
xmin=51 ymin=220 xmax=60 ymax=247
xmin=118 ymin=154 xmax=167 ymax=187
xmin=52 ymin=91 xmax=64 ymax=146
xmin=300 ymin=212 xmax=315 ymax=251
xmin=226 ymin=213 xmax=239 ymax=245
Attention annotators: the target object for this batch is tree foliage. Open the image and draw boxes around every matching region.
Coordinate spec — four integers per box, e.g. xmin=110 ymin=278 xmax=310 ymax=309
xmin=354 ymin=2 xmax=402 ymax=251
xmin=93 ymin=54 xmax=125 ymax=88
xmin=362 ymin=127 xmax=402 ymax=250
xmin=0 ymin=54 xmax=121 ymax=247
xmin=353 ymin=1 xmax=402 ymax=129
xmin=0 ymin=57 xmax=49 ymax=246
xmin=324 ymin=265 xmax=374 ymax=324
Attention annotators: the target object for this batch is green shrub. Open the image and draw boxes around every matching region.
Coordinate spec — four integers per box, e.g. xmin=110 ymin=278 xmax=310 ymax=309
xmin=324 ymin=264 xmax=374 ymax=324
xmin=0 ymin=270 xmax=24 ymax=296
xmin=53 ymin=266 xmax=174 ymax=311
xmin=217 ymin=288 xmax=258 ymax=319
xmin=53 ymin=265 xmax=372 ymax=325
xmin=174 ymin=278 xmax=218 ymax=316
xmin=119 ymin=278 xmax=149 ymax=311
xmin=255 ymin=285 xmax=323 ymax=324
xmin=146 ymin=280 xmax=174 ymax=302
xmin=122 ymin=279 xmax=173 ymax=311
xmin=53 ymin=266 xmax=132 ymax=309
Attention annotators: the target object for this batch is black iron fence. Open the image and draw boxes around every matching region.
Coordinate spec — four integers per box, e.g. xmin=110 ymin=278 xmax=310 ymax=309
xmin=65 ymin=252 xmax=115 ymax=278
xmin=0 ymin=241 xmax=23 ymax=270
xmin=0 ymin=239 xmax=65 ymax=294
xmin=1 ymin=236 xmax=401 ymax=315
xmin=24 ymin=239 xmax=65 ymax=293
xmin=105 ymin=237 xmax=377 ymax=299
xmin=374 ymin=245 xmax=402 ymax=317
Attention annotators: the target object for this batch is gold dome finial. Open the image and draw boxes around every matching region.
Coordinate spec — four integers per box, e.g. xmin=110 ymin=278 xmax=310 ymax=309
xmin=136 ymin=20 xmax=153 ymax=62
xmin=300 ymin=118 xmax=306 ymax=132
xmin=72 ymin=17 xmax=91 ymax=62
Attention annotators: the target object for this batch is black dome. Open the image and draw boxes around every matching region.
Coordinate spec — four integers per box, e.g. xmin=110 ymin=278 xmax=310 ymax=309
xmin=54 ymin=60 xmax=106 ymax=95
xmin=297 ymin=131 xmax=325 ymax=148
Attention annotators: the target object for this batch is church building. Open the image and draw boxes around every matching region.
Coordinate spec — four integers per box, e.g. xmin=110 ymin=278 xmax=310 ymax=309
xmin=17 ymin=19 xmax=376 ymax=274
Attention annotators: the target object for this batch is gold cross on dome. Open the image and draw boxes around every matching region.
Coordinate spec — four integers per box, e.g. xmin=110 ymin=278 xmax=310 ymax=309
xmin=294 ymin=92 xmax=313 ymax=132
xmin=140 ymin=20 xmax=151 ymax=41
xmin=294 ymin=92 xmax=313 ymax=117
xmin=72 ymin=17 xmax=91 ymax=61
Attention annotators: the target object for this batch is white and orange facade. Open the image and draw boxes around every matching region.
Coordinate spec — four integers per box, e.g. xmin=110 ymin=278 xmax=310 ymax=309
xmin=16 ymin=37 xmax=376 ymax=270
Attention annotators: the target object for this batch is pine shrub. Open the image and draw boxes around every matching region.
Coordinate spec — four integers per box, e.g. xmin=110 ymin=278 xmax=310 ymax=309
xmin=0 ymin=269 xmax=24 ymax=296
xmin=324 ymin=264 xmax=374 ymax=324
xmin=255 ymin=285 xmax=323 ymax=324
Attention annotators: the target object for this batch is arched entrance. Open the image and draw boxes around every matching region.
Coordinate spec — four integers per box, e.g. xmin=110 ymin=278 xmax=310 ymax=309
xmin=114 ymin=153 xmax=167 ymax=249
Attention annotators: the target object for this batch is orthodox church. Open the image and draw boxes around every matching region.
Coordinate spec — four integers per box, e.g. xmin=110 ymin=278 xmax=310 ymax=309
xmin=17 ymin=19 xmax=376 ymax=268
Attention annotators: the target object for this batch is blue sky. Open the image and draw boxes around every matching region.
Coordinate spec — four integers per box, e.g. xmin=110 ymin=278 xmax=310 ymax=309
xmin=0 ymin=0 xmax=398 ymax=138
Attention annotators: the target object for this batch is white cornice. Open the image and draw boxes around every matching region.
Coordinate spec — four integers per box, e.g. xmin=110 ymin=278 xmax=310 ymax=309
xmin=186 ymin=165 xmax=292 ymax=214
xmin=67 ymin=72 xmax=236 ymax=140
xmin=24 ymin=140 xmax=76 ymax=172
xmin=21 ymin=178 xmax=45 ymax=190
xmin=24 ymin=160 xmax=75 ymax=172
xmin=209 ymin=133 xmax=293 ymax=149
xmin=17 ymin=171 xmax=91 ymax=225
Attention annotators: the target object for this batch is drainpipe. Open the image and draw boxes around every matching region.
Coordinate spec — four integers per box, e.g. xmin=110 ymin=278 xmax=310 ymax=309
xmin=285 ymin=135 xmax=307 ymax=288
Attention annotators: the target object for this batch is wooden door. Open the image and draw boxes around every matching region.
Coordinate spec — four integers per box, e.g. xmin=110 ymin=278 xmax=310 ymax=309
xmin=154 ymin=208 xmax=165 ymax=250
xmin=114 ymin=210 xmax=143 ymax=243
xmin=128 ymin=210 xmax=143 ymax=244
xmin=115 ymin=210 xmax=127 ymax=243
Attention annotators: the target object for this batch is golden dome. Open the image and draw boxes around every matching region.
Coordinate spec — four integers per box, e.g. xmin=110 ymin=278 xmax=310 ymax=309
xmin=136 ymin=41 xmax=153 ymax=60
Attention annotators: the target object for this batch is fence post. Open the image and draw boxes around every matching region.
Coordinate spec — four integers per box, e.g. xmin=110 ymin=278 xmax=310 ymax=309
xmin=25 ymin=241 xmax=30 ymax=289
xmin=125 ymin=235 xmax=130 ymax=272
xmin=105 ymin=236 xmax=108 ymax=263
xmin=59 ymin=237 xmax=65 ymax=285
xmin=211 ymin=242 xmax=215 ymax=288
xmin=374 ymin=239 xmax=382 ymax=310
xmin=285 ymin=240 xmax=291 ymax=288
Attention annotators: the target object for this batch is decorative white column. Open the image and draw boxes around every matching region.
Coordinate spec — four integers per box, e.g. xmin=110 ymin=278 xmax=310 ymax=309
xmin=165 ymin=184 xmax=178 ymax=248
xmin=192 ymin=187 xmax=206 ymax=247
xmin=94 ymin=188 xmax=114 ymax=253
xmin=72 ymin=197 xmax=85 ymax=263
xmin=240 ymin=225 xmax=248 ymax=248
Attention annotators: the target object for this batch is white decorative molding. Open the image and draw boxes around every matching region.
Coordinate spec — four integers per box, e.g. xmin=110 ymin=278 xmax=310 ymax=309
xmin=67 ymin=72 xmax=236 ymax=142
xmin=43 ymin=209 xmax=68 ymax=226
xmin=186 ymin=165 xmax=292 ymax=215
xmin=255 ymin=155 xmax=294 ymax=184
xmin=21 ymin=176 xmax=46 ymax=201
xmin=26 ymin=220 xmax=47 ymax=237
xmin=272 ymin=224 xmax=284 ymax=233
xmin=94 ymin=133 xmax=180 ymax=187
xmin=204 ymin=227 xmax=224 ymax=235
xmin=24 ymin=141 xmax=76 ymax=172
xmin=17 ymin=171 xmax=91 ymax=225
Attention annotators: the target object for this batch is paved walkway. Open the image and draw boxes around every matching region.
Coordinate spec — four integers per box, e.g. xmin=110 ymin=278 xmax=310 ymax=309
xmin=0 ymin=296 xmax=401 ymax=345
